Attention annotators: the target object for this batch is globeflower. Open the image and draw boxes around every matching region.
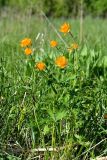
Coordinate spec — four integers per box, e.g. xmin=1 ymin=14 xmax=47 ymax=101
xmin=60 ymin=23 xmax=70 ymax=34
xmin=24 ymin=48 xmax=32 ymax=55
xmin=67 ymin=47 xmax=73 ymax=53
xmin=20 ymin=38 xmax=32 ymax=47
xmin=71 ymin=43 xmax=79 ymax=50
xmin=55 ymin=56 xmax=68 ymax=68
xmin=68 ymin=43 xmax=79 ymax=53
xmin=36 ymin=62 xmax=46 ymax=71
xmin=50 ymin=40 xmax=58 ymax=47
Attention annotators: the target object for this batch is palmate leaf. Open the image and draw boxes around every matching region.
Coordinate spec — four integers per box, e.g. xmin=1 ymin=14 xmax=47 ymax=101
xmin=43 ymin=125 xmax=50 ymax=135
xmin=55 ymin=109 xmax=67 ymax=121
xmin=47 ymin=109 xmax=67 ymax=122
xmin=47 ymin=109 xmax=55 ymax=121
xmin=74 ymin=134 xmax=90 ymax=147
xmin=81 ymin=45 xmax=88 ymax=57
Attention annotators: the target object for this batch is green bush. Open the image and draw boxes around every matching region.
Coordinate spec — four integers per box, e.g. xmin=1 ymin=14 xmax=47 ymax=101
xmin=0 ymin=0 xmax=107 ymax=17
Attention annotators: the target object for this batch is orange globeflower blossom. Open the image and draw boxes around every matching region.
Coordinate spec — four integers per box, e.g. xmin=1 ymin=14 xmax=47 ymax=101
xmin=55 ymin=56 xmax=68 ymax=68
xmin=71 ymin=43 xmax=79 ymax=50
xmin=50 ymin=40 xmax=58 ymax=47
xmin=36 ymin=62 xmax=46 ymax=71
xmin=24 ymin=48 xmax=32 ymax=55
xmin=60 ymin=23 xmax=70 ymax=34
xmin=67 ymin=47 xmax=73 ymax=53
xmin=20 ymin=38 xmax=32 ymax=47
xmin=68 ymin=43 xmax=79 ymax=53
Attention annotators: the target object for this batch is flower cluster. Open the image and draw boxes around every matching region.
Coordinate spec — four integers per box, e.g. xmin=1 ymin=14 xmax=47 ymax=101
xmin=20 ymin=22 xmax=79 ymax=71
xmin=20 ymin=38 xmax=32 ymax=55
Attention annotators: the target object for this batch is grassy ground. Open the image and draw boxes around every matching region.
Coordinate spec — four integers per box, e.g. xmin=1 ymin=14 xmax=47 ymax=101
xmin=0 ymin=10 xmax=107 ymax=159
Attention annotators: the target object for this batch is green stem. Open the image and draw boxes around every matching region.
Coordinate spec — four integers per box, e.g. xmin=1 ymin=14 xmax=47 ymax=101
xmin=69 ymin=31 xmax=75 ymax=42
xmin=52 ymin=122 xmax=55 ymax=147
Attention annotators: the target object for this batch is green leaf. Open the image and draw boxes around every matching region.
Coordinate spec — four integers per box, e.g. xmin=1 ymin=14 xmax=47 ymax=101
xmin=43 ymin=125 xmax=50 ymax=135
xmin=81 ymin=45 xmax=88 ymax=57
xmin=103 ymin=56 xmax=107 ymax=67
xmin=55 ymin=110 xmax=67 ymax=121
xmin=47 ymin=109 xmax=55 ymax=121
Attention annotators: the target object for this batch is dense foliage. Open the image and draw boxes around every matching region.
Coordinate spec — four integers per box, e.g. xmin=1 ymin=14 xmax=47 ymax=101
xmin=0 ymin=0 xmax=107 ymax=17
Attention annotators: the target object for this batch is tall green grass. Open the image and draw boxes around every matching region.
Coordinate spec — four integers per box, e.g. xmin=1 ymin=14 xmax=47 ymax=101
xmin=0 ymin=10 xmax=107 ymax=159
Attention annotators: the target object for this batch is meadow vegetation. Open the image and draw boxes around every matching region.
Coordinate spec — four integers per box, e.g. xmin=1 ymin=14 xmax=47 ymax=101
xmin=0 ymin=8 xmax=107 ymax=160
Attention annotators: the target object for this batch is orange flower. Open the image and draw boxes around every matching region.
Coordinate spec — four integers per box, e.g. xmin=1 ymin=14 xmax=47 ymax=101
xmin=71 ymin=43 xmax=79 ymax=50
xmin=55 ymin=56 xmax=68 ymax=68
xmin=20 ymin=38 xmax=32 ymax=47
xmin=36 ymin=62 xmax=46 ymax=71
xmin=24 ymin=48 xmax=32 ymax=55
xmin=67 ymin=47 xmax=73 ymax=53
xmin=67 ymin=43 xmax=79 ymax=53
xmin=50 ymin=40 xmax=58 ymax=47
xmin=60 ymin=23 xmax=70 ymax=34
